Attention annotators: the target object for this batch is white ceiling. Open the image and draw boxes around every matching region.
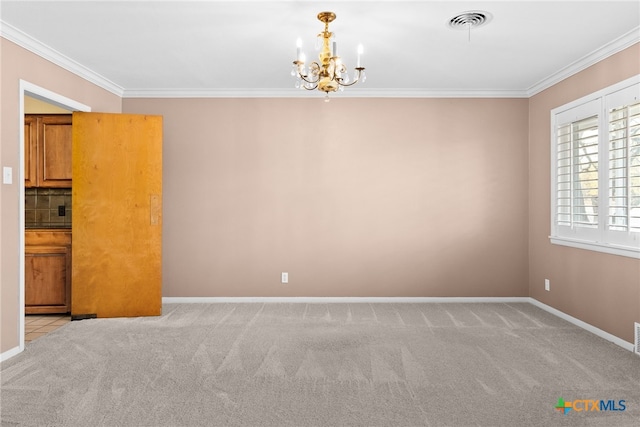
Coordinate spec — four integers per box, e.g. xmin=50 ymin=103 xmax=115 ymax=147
xmin=1 ymin=1 xmax=639 ymax=98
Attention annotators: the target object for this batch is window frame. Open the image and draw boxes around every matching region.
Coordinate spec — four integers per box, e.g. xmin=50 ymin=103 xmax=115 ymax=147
xmin=550 ymin=75 xmax=640 ymax=259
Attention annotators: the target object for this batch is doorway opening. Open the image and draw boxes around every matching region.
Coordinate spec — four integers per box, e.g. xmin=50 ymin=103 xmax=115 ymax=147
xmin=18 ymin=80 xmax=90 ymax=352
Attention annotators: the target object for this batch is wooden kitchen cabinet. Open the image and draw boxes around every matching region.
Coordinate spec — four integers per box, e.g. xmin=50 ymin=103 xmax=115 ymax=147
xmin=25 ymin=230 xmax=71 ymax=314
xmin=24 ymin=114 xmax=72 ymax=188
xmin=24 ymin=115 xmax=37 ymax=186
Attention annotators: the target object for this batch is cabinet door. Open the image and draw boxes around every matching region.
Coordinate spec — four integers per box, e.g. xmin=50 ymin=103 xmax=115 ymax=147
xmin=25 ymin=245 xmax=70 ymax=314
xmin=39 ymin=115 xmax=72 ymax=187
xmin=24 ymin=116 xmax=38 ymax=187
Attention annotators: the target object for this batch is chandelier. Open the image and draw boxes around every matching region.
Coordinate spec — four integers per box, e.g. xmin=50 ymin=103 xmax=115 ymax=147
xmin=292 ymin=11 xmax=366 ymax=100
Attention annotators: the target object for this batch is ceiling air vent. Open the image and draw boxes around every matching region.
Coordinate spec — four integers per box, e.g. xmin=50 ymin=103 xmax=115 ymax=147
xmin=448 ymin=11 xmax=492 ymax=30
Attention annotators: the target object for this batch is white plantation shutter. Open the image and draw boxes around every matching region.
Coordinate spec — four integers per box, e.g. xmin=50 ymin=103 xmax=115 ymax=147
xmin=556 ymin=115 xmax=599 ymax=228
xmin=608 ymin=100 xmax=640 ymax=232
xmin=631 ymin=105 xmax=640 ymax=232
xmin=605 ymin=84 xmax=640 ymax=249
xmin=556 ymin=123 xmax=572 ymax=226
xmin=551 ymin=76 xmax=640 ymax=258
xmin=553 ymin=99 xmax=601 ymax=242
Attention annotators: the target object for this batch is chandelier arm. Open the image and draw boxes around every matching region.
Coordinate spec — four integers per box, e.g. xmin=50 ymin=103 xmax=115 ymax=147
xmin=336 ymin=68 xmax=365 ymax=87
xmin=298 ymin=73 xmax=320 ymax=85
xmin=295 ymin=61 xmax=322 ymax=84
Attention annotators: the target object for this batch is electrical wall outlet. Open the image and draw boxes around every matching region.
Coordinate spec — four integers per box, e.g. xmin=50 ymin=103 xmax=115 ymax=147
xmin=281 ymin=272 xmax=289 ymax=284
xmin=545 ymin=279 xmax=550 ymax=291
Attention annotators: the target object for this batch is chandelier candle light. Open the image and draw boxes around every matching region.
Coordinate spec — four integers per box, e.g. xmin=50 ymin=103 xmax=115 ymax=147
xmin=292 ymin=11 xmax=366 ymax=101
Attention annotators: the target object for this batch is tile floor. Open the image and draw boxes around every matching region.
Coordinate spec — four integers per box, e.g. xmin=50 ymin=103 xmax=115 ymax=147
xmin=25 ymin=314 xmax=71 ymax=343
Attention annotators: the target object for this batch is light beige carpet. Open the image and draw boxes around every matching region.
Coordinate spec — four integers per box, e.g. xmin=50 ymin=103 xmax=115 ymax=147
xmin=1 ymin=302 xmax=639 ymax=426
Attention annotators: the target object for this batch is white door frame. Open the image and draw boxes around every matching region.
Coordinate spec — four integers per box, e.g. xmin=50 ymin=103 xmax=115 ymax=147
xmin=16 ymin=80 xmax=90 ymax=354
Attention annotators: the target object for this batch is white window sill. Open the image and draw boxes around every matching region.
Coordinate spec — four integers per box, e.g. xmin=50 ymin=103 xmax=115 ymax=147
xmin=550 ymin=236 xmax=640 ymax=259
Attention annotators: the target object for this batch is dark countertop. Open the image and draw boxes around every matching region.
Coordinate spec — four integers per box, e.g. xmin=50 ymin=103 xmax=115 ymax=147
xmin=26 ymin=224 xmax=71 ymax=230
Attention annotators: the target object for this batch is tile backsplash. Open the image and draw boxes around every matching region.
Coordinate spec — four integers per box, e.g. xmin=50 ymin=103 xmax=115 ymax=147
xmin=25 ymin=188 xmax=72 ymax=228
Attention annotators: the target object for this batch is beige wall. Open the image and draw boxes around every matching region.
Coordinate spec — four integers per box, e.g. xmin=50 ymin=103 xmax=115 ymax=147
xmin=2 ymin=35 xmax=638 ymax=357
xmin=0 ymin=39 xmax=122 ymax=353
xmin=528 ymin=43 xmax=640 ymax=343
xmin=123 ymin=97 xmax=530 ymax=299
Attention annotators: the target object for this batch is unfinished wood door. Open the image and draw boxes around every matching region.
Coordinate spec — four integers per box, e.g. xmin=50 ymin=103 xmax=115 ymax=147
xmin=72 ymin=112 xmax=162 ymax=318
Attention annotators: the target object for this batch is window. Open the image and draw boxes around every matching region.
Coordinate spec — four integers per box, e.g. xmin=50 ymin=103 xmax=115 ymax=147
xmin=551 ymin=76 xmax=640 ymax=258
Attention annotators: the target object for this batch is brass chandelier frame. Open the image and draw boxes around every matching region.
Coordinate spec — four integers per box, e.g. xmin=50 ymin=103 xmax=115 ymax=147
xmin=293 ymin=12 xmax=365 ymax=95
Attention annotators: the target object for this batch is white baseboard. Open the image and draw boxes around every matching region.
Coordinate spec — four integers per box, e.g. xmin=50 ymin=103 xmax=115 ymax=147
xmin=162 ymin=296 xmax=531 ymax=304
xmin=0 ymin=345 xmax=23 ymax=363
xmin=528 ymin=298 xmax=634 ymax=352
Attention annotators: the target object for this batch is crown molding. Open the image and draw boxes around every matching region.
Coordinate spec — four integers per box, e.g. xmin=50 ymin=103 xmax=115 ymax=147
xmin=0 ymin=20 xmax=125 ymax=97
xmin=122 ymin=88 xmax=530 ymax=99
xmin=3 ymin=18 xmax=638 ymax=100
xmin=527 ymin=26 xmax=640 ymax=97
